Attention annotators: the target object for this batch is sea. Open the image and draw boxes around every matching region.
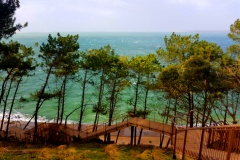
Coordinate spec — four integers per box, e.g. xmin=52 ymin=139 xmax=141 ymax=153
xmin=0 ymin=31 xmax=235 ymax=124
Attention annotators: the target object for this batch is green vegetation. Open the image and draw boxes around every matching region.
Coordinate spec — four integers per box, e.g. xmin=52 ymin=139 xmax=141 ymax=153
xmin=0 ymin=142 xmax=176 ymax=160
xmin=1 ymin=0 xmax=240 ymax=148
xmin=0 ymin=1 xmax=36 ymax=136
xmin=0 ymin=0 xmax=27 ymax=39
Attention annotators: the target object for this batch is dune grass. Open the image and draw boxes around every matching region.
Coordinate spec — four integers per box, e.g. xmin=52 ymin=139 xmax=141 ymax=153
xmin=0 ymin=141 xmax=179 ymax=160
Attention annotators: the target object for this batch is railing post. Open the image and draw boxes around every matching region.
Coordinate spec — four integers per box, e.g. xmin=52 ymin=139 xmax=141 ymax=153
xmin=105 ymin=123 xmax=106 ymax=133
xmin=134 ymin=125 xmax=136 ymax=146
xmin=226 ymin=127 xmax=235 ymax=160
xmin=173 ymin=127 xmax=178 ymax=159
xmin=87 ymin=131 xmax=88 ymax=142
xmin=195 ymin=112 xmax=199 ymax=127
xmin=207 ymin=128 xmax=212 ymax=148
xmin=72 ymin=123 xmax=74 ymax=136
xmin=171 ymin=115 xmax=177 ymax=159
xmin=104 ymin=123 xmax=106 ymax=142
xmin=154 ymin=112 xmax=155 ymax=122
xmin=171 ymin=118 xmax=174 ymax=146
xmin=198 ymin=129 xmax=205 ymax=160
xmin=182 ymin=129 xmax=188 ymax=160
xmin=149 ymin=119 xmax=150 ymax=130
xmin=182 ymin=114 xmax=189 ymax=160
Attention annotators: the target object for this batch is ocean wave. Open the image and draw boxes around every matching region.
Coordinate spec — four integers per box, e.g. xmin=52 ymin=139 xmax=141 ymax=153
xmin=0 ymin=111 xmax=46 ymax=122
xmin=0 ymin=111 xmax=77 ymax=124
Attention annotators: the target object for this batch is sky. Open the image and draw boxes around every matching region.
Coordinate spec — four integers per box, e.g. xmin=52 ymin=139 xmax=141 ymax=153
xmin=15 ymin=0 xmax=240 ymax=32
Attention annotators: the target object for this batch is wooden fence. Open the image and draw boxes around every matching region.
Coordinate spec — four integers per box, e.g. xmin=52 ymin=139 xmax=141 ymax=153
xmin=173 ymin=125 xmax=240 ymax=160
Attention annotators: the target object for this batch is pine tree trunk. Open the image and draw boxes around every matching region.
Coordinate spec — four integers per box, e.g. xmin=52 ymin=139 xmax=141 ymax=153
xmin=0 ymin=78 xmax=13 ymax=131
xmin=106 ymin=79 xmax=117 ymax=142
xmin=57 ymin=90 xmax=61 ymax=124
xmin=93 ymin=71 xmax=104 ymax=132
xmin=188 ymin=91 xmax=194 ymax=128
xmin=131 ymin=74 xmax=140 ymax=145
xmin=33 ymin=66 xmax=52 ymax=143
xmin=0 ymin=69 xmax=13 ymax=131
xmin=138 ymin=88 xmax=149 ymax=145
xmin=78 ymin=70 xmax=88 ymax=131
xmin=5 ymin=77 xmax=22 ymax=139
xmin=60 ymin=76 xmax=67 ymax=124
xmin=0 ymin=69 xmax=13 ymax=106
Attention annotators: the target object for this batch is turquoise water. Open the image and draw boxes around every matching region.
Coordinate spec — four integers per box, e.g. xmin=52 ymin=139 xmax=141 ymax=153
xmin=1 ymin=31 xmax=234 ymax=124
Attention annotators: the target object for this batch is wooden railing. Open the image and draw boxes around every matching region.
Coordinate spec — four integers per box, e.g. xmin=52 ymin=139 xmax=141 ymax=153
xmin=3 ymin=112 xmax=240 ymax=160
xmin=173 ymin=125 xmax=240 ymax=160
xmin=79 ymin=117 xmax=174 ymax=142
xmin=81 ymin=112 xmax=166 ymax=135
xmin=1 ymin=114 xmax=173 ymax=144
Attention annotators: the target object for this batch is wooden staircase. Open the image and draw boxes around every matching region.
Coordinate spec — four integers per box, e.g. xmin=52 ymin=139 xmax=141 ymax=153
xmin=78 ymin=117 xmax=175 ymax=142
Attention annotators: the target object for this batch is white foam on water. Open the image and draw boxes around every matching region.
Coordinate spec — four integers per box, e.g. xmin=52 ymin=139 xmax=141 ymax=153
xmin=0 ymin=111 xmax=44 ymax=122
xmin=0 ymin=111 xmax=77 ymax=124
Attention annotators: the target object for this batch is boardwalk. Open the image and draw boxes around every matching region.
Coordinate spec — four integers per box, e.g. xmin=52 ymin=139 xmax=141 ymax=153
xmin=78 ymin=117 xmax=174 ymax=141
xmin=174 ymin=126 xmax=240 ymax=160
xmin=2 ymin=117 xmax=240 ymax=159
xmin=2 ymin=117 xmax=174 ymax=144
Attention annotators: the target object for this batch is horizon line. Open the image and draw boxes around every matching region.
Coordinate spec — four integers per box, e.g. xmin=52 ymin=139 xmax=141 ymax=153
xmin=16 ymin=30 xmax=229 ymax=34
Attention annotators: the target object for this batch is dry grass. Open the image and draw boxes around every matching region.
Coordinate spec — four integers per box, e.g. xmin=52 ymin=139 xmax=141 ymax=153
xmin=0 ymin=141 xmax=188 ymax=160
xmin=105 ymin=144 xmax=121 ymax=160
xmin=135 ymin=149 xmax=152 ymax=159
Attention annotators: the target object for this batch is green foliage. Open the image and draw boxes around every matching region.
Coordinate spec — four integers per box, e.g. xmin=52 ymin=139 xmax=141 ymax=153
xmin=157 ymin=65 xmax=183 ymax=98
xmin=19 ymin=96 xmax=29 ymax=102
xmin=157 ymin=32 xmax=199 ymax=63
xmin=79 ymin=51 xmax=97 ymax=71
xmin=0 ymin=0 xmax=27 ymax=40
xmin=182 ymin=55 xmax=212 ymax=83
xmin=215 ymin=19 xmax=240 ymax=124
xmin=89 ymin=45 xmax=125 ymax=129
xmin=87 ymin=45 xmax=119 ymax=73
xmin=1 ymin=18 xmax=240 ymax=138
xmin=156 ymin=32 xmax=227 ymax=126
xmin=192 ymin=40 xmax=223 ymax=63
xmin=157 ymin=32 xmax=224 ymax=92
xmin=227 ymin=19 xmax=240 ymax=59
xmin=35 ymin=33 xmax=80 ymax=124
xmin=0 ymin=41 xmax=21 ymax=69
xmin=181 ymin=55 xmax=226 ymax=95
xmin=128 ymin=53 xmax=161 ymax=115
xmin=92 ymin=104 xmax=107 ymax=115
xmin=31 ymin=90 xmax=60 ymax=101
xmin=158 ymin=65 xmax=179 ymax=85
xmin=53 ymin=51 xmax=80 ymax=77
xmin=39 ymin=33 xmax=79 ymax=69
xmin=129 ymin=53 xmax=160 ymax=75
xmin=128 ymin=109 xmax=151 ymax=118
xmin=128 ymin=53 xmax=161 ymax=91
xmin=228 ymin=19 xmax=240 ymax=43
xmin=0 ymin=40 xmax=36 ymax=74
xmin=106 ymin=55 xmax=130 ymax=90
xmin=227 ymin=44 xmax=240 ymax=57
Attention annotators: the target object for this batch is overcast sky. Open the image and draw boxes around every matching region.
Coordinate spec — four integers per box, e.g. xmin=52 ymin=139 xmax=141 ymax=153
xmin=15 ymin=0 xmax=240 ymax=32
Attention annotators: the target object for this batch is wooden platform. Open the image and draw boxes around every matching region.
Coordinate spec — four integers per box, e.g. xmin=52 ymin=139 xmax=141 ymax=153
xmin=73 ymin=117 xmax=175 ymax=142
xmin=174 ymin=126 xmax=240 ymax=159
